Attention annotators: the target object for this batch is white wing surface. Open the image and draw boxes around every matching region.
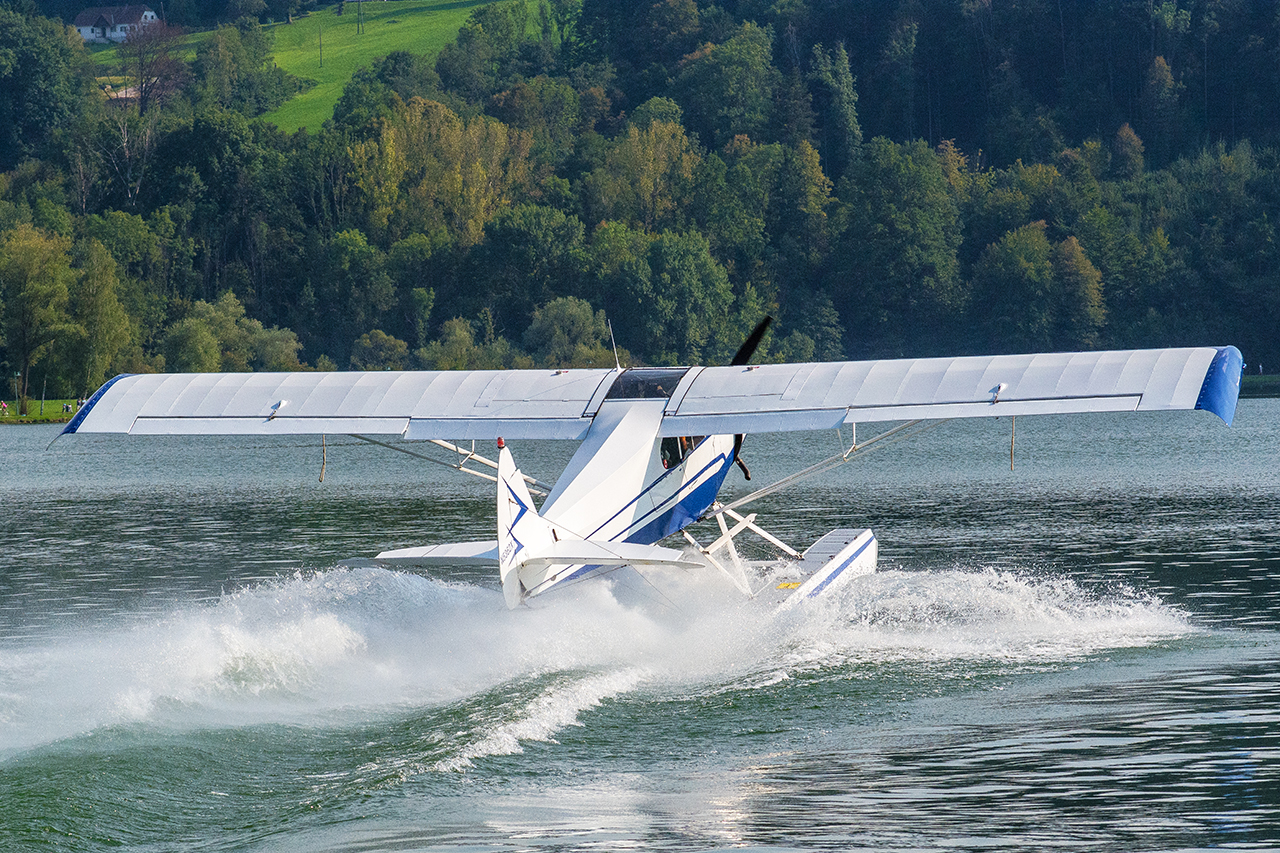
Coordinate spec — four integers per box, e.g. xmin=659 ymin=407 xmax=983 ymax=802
xmin=659 ymin=345 xmax=1243 ymax=434
xmin=63 ymin=345 xmax=1242 ymax=440
xmin=63 ymin=369 xmax=617 ymax=438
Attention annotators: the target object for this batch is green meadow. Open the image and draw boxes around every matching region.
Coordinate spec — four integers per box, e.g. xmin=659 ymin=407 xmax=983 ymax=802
xmin=0 ymin=399 xmax=80 ymax=424
xmin=87 ymin=1 xmax=492 ymax=132
xmin=263 ymin=0 xmax=494 ymax=132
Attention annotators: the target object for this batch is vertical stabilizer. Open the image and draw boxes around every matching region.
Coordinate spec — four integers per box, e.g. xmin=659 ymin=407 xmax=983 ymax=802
xmin=497 ymin=444 xmax=546 ymax=608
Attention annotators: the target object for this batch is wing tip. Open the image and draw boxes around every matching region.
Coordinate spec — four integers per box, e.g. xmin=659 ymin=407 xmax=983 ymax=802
xmin=59 ymin=373 xmax=134 ymax=436
xmin=1195 ymin=346 xmax=1243 ymax=426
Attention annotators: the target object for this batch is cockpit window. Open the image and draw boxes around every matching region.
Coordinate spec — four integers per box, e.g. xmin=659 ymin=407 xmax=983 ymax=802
xmin=604 ymin=367 xmax=690 ymax=400
xmin=660 ymin=435 xmax=705 ymax=469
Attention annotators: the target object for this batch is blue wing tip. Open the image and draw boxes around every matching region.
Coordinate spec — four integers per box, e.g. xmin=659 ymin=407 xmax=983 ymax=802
xmin=60 ymin=374 xmax=132 ymax=436
xmin=1195 ymin=346 xmax=1243 ymax=426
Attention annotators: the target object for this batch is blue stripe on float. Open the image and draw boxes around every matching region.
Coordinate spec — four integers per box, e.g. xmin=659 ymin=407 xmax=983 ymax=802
xmin=1195 ymin=346 xmax=1243 ymax=426
xmin=60 ymin=374 xmax=133 ymax=435
xmin=807 ymin=535 xmax=875 ymax=598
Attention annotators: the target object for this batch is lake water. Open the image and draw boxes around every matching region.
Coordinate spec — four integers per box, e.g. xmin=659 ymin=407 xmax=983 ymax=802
xmin=1 ymin=401 xmax=1278 ymax=851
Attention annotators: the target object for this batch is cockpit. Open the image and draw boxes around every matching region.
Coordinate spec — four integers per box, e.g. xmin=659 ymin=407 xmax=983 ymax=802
xmin=660 ymin=435 xmax=705 ymax=468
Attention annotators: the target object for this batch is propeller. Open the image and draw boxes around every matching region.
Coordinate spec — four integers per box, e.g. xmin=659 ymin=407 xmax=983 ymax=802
xmin=730 ymin=316 xmax=772 ymax=480
xmin=730 ymin=315 xmax=773 ymax=367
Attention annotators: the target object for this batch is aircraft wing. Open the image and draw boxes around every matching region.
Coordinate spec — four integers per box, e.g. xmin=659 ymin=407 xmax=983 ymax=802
xmin=658 ymin=345 xmax=1243 ymax=434
xmin=62 ymin=369 xmax=617 ymax=439
xmin=63 ymin=345 xmax=1243 ymax=440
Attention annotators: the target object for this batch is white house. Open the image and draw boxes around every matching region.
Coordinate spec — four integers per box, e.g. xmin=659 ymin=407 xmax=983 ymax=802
xmin=74 ymin=5 xmax=159 ymax=43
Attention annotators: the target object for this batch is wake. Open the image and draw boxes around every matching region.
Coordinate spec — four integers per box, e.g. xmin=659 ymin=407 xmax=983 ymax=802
xmin=0 ymin=563 xmax=1196 ymax=760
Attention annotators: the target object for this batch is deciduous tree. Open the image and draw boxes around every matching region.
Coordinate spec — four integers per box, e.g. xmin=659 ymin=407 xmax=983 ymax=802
xmin=0 ymin=224 xmax=76 ymax=413
xmin=0 ymin=10 xmax=92 ymax=170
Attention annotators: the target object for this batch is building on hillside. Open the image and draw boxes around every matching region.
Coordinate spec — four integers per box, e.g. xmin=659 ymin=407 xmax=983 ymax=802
xmin=74 ymin=5 xmax=159 ymax=43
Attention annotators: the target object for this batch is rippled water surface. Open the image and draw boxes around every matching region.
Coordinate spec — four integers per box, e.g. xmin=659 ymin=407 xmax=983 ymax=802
xmin=2 ymin=402 xmax=1278 ymax=851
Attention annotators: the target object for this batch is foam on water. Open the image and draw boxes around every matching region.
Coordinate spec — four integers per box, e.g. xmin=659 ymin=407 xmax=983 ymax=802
xmin=0 ymin=562 xmax=1197 ymax=762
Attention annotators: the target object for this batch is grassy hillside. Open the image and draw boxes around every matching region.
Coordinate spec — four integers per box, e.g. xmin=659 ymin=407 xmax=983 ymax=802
xmin=263 ymin=0 xmax=493 ymax=133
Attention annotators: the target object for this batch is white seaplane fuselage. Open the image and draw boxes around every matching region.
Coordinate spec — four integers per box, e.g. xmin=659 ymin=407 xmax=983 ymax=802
xmin=376 ymin=370 xmax=779 ymax=609
xmin=516 ymin=401 xmax=735 ymax=598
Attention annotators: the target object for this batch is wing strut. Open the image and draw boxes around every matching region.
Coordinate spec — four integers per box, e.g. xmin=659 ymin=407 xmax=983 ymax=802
xmin=350 ymin=434 xmax=553 ymax=495
xmin=707 ymin=419 xmax=948 ymax=519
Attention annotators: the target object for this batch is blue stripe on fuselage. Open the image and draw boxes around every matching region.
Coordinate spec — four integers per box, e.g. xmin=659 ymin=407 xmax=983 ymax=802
xmin=624 ymin=457 xmax=733 ymax=544
xmin=587 ymin=451 xmax=733 ymax=542
xmin=527 ymin=450 xmax=735 ymax=594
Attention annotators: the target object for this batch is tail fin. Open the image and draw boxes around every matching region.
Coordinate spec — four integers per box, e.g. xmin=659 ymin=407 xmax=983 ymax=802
xmin=496 ymin=444 xmax=556 ymax=609
xmin=495 ymin=442 xmax=705 ymax=608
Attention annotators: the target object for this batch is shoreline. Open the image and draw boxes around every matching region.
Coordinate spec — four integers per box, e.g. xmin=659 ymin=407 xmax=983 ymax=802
xmin=0 ymin=418 xmax=74 ymax=425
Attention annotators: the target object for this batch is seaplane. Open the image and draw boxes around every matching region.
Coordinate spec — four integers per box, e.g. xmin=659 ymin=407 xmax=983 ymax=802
xmin=59 ymin=319 xmax=1243 ymax=610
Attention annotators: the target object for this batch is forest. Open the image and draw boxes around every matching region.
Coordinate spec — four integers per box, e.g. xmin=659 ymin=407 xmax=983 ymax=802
xmin=2 ymin=0 xmax=1278 ymax=413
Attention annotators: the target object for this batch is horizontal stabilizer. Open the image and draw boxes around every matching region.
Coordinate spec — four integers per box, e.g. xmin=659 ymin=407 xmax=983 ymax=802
xmin=518 ymin=540 xmax=704 ymax=571
xmin=374 ymin=541 xmax=498 ymax=566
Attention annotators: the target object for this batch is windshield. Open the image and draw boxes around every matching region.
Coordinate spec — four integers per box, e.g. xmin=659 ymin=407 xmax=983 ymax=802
xmin=603 ymin=368 xmax=690 ymax=400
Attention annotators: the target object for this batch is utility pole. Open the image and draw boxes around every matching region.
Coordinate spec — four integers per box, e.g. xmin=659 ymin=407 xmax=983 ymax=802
xmin=318 ymin=23 xmax=323 ymax=67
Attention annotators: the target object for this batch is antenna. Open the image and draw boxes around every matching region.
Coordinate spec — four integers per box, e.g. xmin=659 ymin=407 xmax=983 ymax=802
xmin=608 ymin=319 xmax=622 ymax=370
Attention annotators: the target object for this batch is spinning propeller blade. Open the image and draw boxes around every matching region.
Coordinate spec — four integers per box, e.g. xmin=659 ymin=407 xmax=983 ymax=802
xmin=730 ymin=316 xmax=773 ymax=366
xmin=730 ymin=316 xmax=772 ymax=479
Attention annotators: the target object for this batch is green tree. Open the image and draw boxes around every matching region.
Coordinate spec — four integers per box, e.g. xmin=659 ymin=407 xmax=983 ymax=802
xmin=350 ymin=329 xmax=409 ymax=370
xmin=162 ymin=291 xmax=302 ymax=372
xmin=463 ymin=203 xmax=587 ymax=335
xmin=0 ymin=10 xmax=92 ymax=170
xmin=1140 ymin=56 xmax=1182 ymax=166
xmin=65 ymin=239 xmax=132 ymax=395
xmin=676 ymin=21 xmax=780 ymax=148
xmin=407 ymin=287 xmax=436 ymax=350
xmin=192 ymin=21 xmax=301 ymax=116
xmin=81 ymin=210 xmax=166 ymax=344
xmin=416 ymin=316 xmax=531 ymax=369
xmin=582 ymin=120 xmax=700 ymax=231
xmin=489 ymin=75 xmax=582 ymax=165
xmin=688 ymin=151 xmax=767 ymax=284
xmin=348 ymin=98 xmax=533 ymax=247
xmin=0 ymin=224 xmax=76 ymax=413
xmin=970 ymin=221 xmax=1056 ymax=353
xmin=312 ymin=229 xmax=394 ymax=363
xmin=630 ymin=96 xmax=684 ymax=130
xmin=522 ymin=296 xmax=616 ymax=367
xmin=831 ymin=137 xmax=963 ymax=357
xmin=162 ymin=315 xmax=221 ymax=372
xmin=1051 ymin=235 xmax=1106 ymax=349
xmin=434 ymin=0 xmax=531 ymax=102
xmin=1113 ymin=123 xmax=1145 ymax=180
xmin=387 ymin=232 xmax=445 ymax=346
xmin=808 ymin=43 xmax=862 ymax=181
xmin=618 ymin=230 xmax=737 ymax=365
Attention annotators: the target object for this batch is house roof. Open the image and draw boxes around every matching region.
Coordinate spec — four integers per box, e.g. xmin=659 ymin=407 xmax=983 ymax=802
xmin=73 ymin=5 xmax=154 ymax=27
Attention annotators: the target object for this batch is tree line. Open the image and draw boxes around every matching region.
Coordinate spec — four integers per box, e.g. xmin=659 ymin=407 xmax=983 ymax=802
xmin=2 ymin=0 xmax=1277 ymax=413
